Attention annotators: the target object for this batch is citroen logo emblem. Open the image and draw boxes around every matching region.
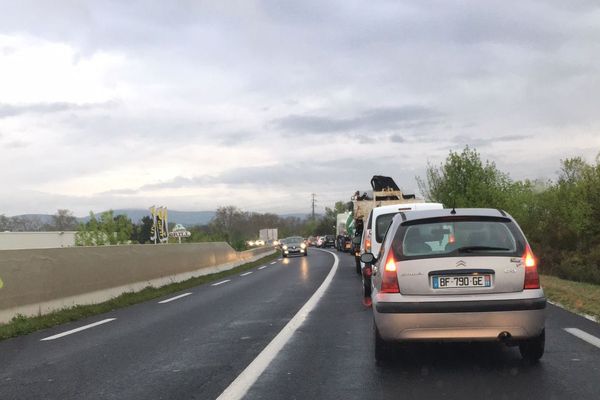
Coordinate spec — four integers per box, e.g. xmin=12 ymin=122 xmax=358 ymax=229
xmin=456 ymin=260 xmax=466 ymax=267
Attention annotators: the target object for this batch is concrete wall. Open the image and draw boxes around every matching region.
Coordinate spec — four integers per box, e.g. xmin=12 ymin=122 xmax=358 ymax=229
xmin=0 ymin=243 xmax=273 ymax=323
xmin=0 ymin=231 xmax=77 ymax=250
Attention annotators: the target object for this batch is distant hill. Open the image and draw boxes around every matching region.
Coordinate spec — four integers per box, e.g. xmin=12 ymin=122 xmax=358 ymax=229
xmin=280 ymin=213 xmax=317 ymax=220
xmin=10 ymin=214 xmax=54 ymax=224
xmin=77 ymin=209 xmax=216 ymax=226
xmin=9 ymin=209 xmax=317 ymax=227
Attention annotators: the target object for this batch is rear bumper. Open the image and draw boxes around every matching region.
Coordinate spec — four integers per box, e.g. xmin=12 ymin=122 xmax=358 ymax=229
xmin=376 ymin=297 xmax=546 ymax=313
xmin=374 ymin=297 xmax=546 ymax=341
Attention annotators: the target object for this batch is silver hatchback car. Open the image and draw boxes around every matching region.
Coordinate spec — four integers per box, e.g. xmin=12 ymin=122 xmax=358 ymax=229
xmin=361 ymin=208 xmax=546 ymax=363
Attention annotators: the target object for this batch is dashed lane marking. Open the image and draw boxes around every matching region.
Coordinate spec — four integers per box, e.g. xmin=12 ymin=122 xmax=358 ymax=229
xmin=565 ymin=328 xmax=600 ymax=349
xmin=240 ymin=272 xmax=253 ymax=277
xmin=158 ymin=292 xmax=192 ymax=304
xmin=211 ymin=280 xmax=231 ymax=286
xmin=41 ymin=319 xmax=116 ymax=341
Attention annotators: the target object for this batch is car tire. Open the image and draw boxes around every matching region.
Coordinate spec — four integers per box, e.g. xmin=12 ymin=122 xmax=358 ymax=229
xmin=282 ymin=254 xmax=287 ymax=258
xmin=374 ymin=324 xmax=391 ymax=363
xmin=519 ymin=329 xmax=545 ymax=363
xmin=304 ymin=252 xmax=308 ymax=257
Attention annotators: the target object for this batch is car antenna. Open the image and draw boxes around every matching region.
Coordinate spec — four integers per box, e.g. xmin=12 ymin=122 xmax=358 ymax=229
xmin=450 ymin=196 xmax=457 ymax=215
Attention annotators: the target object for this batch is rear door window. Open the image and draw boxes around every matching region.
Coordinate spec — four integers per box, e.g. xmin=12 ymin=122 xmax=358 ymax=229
xmin=392 ymin=217 xmax=524 ymax=260
xmin=375 ymin=213 xmax=397 ymax=243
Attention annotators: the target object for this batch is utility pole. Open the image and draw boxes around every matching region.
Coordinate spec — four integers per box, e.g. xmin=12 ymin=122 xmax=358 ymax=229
xmin=311 ymin=193 xmax=317 ymax=220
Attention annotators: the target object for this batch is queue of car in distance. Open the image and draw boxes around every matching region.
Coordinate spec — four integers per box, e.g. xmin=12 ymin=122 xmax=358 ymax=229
xmin=360 ymin=208 xmax=546 ymax=363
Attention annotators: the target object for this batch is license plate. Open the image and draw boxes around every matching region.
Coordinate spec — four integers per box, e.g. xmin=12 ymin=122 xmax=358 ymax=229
xmin=432 ymin=274 xmax=491 ymax=289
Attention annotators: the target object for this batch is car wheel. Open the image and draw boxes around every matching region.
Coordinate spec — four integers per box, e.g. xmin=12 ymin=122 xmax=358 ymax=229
xmin=282 ymin=254 xmax=287 ymax=258
xmin=374 ymin=324 xmax=391 ymax=363
xmin=519 ymin=329 xmax=545 ymax=363
xmin=304 ymin=252 xmax=308 ymax=257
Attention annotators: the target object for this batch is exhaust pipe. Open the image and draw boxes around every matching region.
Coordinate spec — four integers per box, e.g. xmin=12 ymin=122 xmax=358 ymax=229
xmin=498 ymin=331 xmax=512 ymax=343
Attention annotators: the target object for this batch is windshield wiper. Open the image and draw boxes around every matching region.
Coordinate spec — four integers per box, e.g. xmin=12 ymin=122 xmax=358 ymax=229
xmin=452 ymin=246 xmax=510 ymax=253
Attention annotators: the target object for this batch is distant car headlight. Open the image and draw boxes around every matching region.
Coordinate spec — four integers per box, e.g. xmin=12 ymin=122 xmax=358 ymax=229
xmin=300 ymin=243 xmax=306 ymax=249
xmin=283 ymin=245 xmax=288 ymax=250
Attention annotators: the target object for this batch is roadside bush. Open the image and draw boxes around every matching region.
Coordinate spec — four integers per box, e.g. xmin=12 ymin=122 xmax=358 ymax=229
xmin=419 ymin=147 xmax=600 ymax=285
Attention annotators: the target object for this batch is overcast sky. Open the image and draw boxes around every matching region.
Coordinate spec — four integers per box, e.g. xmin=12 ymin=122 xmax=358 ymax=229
xmin=1 ymin=0 xmax=600 ymax=216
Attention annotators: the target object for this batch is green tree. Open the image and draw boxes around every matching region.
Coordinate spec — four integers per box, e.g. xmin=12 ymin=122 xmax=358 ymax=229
xmin=314 ymin=201 xmax=346 ymax=235
xmin=49 ymin=209 xmax=78 ymax=231
xmin=75 ymin=210 xmax=133 ymax=246
xmin=417 ymin=146 xmax=512 ymax=209
xmin=131 ymin=216 xmax=154 ymax=244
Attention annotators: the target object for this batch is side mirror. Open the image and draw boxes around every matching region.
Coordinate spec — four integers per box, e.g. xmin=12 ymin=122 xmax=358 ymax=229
xmin=360 ymin=252 xmax=376 ymax=264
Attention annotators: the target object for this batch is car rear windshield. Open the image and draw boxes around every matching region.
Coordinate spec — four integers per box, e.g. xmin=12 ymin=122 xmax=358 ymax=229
xmin=375 ymin=213 xmax=396 ymax=243
xmin=326 ymin=235 xmax=335 ymax=240
xmin=391 ymin=216 xmax=526 ymax=260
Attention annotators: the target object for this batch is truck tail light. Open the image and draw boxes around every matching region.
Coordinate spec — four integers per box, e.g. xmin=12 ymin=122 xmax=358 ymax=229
xmin=381 ymin=252 xmax=400 ymax=293
xmin=523 ymin=244 xmax=540 ymax=289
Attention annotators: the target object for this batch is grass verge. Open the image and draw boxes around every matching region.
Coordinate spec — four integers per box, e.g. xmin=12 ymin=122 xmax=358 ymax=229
xmin=541 ymin=274 xmax=600 ymax=321
xmin=0 ymin=251 xmax=278 ymax=341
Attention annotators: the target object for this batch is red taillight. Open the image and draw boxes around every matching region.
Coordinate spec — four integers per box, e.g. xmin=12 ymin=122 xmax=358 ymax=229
xmin=381 ymin=252 xmax=400 ymax=293
xmin=523 ymin=245 xmax=540 ymax=289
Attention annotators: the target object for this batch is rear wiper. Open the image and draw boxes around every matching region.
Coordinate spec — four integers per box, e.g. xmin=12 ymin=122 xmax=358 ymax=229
xmin=453 ymin=246 xmax=510 ymax=253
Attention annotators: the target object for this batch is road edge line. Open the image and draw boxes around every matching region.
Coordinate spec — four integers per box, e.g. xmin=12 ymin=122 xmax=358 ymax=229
xmin=216 ymin=249 xmax=339 ymax=400
xmin=547 ymin=300 xmax=599 ymax=323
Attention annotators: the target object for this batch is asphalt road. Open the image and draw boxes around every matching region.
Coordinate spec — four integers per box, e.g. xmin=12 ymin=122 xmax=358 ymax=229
xmin=1 ymin=249 xmax=600 ymax=400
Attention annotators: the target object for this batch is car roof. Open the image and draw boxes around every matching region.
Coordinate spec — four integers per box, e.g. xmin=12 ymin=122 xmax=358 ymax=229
xmin=396 ymin=208 xmax=512 ymax=223
xmin=372 ymin=202 xmax=444 ymax=217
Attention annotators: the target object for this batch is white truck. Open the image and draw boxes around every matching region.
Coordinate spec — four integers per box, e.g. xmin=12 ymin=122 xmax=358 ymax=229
xmin=259 ymin=228 xmax=278 ymax=244
xmin=336 ymin=212 xmax=351 ymax=237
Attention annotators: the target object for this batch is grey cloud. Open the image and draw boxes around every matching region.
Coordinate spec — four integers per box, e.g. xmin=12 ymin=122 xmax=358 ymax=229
xmin=274 ymin=106 xmax=441 ymax=135
xmin=115 ymin=156 xmax=420 ymax=195
xmin=389 ymin=134 xmax=405 ymax=143
xmin=452 ymin=134 xmax=532 ymax=147
xmin=4 ymin=140 xmax=30 ymax=149
xmin=138 ymin=176 xmax=217 ymax=191
xmin=0 ymin=101 xmax=115 ymax=119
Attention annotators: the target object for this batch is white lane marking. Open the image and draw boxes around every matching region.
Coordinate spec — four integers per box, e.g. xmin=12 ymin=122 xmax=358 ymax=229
xmin=240 ymin=272 xmax=253 ymax=277
xmin=549 ymin=300 xmax=599 ymax=322
xmin=258 ymin=266 xmax=267 ymax=270
xmin=212 ymin=279 xmax=231 ymax=286
xmin=565 ymin=328 xmax=600 ymax=349
xmin=158 ymin=292 xmax=192 ymax=304
xmin=216 ymin=249 xmax=339 ymax=400
xmin=277 ymin=258 xmax=283 ymax=261
xmin=41 ymin=318 xmax=116 ymax=341
xmin=270 ymin=261 xmax=277 ymax=265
